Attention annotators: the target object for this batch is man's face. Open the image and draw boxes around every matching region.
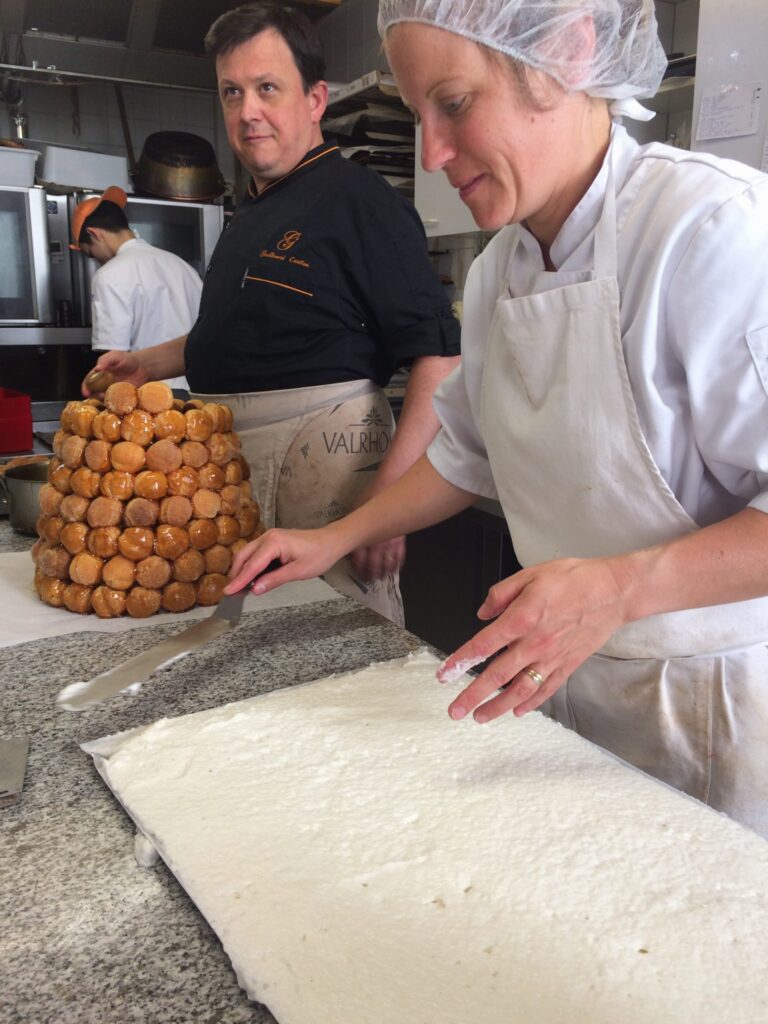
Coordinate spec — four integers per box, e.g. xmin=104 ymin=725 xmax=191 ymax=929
xmin=216 ymin=28 xmax=328 ymax=191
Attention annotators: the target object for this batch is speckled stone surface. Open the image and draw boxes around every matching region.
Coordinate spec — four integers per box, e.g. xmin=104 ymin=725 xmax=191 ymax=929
xmin=0 ymin=516 xmax=35 ymax=553
xmin=0 ymin=521 xmax=425 ymax=1024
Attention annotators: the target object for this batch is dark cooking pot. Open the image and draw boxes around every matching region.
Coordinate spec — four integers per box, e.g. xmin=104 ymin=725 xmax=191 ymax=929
xmin=132 ymin=131 xmax=225 ymax=202
xmin=0 ymin=460 xmax=50 ymax=536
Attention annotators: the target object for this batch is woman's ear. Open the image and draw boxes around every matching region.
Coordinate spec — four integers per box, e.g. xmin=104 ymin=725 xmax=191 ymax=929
xmin=543 ymin=14 xmax=597 ymax=89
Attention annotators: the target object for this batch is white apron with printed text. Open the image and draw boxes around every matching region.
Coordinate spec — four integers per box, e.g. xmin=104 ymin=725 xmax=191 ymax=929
xmin=193 ymin=380 xmax=404 ymax=626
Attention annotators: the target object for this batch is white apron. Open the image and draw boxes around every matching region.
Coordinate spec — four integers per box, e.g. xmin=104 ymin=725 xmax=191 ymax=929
xmin=193 ymin=380 xmax=404 ymax=626
xmin=478 ymin=156 xmax=768 ymax=837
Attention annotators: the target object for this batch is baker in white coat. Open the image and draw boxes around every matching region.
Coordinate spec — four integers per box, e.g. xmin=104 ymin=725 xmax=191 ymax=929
xmin=72 ymin=186 xmax=202 ymax=390
xmin=226 ymin=0 xmax=768 ymax=838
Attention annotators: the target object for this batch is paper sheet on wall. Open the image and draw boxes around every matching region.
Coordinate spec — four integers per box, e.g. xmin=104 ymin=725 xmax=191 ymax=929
xmin=696 ymin=81 xmax=763 ymax=142
xmin=761 ymin=133 xmax=768 ymax=173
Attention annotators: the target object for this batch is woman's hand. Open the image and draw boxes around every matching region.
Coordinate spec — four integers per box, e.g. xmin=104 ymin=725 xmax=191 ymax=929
xmin=438 ymin=556 xmax=632 ymax=723
xmin=225 ymin=525 xmax=346 ymax=596
xmin=81 ymin=351 xmax=148 ymax=396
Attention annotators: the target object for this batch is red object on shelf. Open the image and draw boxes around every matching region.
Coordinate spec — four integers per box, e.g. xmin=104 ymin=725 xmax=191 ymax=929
xmin=0 ymin=388 xmax=33 ymax=454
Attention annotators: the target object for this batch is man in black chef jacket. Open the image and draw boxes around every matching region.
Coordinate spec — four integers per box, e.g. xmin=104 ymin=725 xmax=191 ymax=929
xmin=83 ymin=1 xmax=460 ymax=625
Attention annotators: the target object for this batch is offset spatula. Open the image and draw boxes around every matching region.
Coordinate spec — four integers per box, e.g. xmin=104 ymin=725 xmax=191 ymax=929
xmin=56 ymin=561 xmax=281 ymax=713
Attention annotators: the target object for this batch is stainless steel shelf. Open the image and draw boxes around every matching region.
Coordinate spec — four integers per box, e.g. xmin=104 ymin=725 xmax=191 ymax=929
xmin=0 ymin=327 xmax=92 ymax=347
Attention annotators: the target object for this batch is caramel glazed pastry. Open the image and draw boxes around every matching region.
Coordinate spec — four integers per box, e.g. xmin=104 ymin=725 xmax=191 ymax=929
xmin=33 ymin=382 xmax=263 ymax=618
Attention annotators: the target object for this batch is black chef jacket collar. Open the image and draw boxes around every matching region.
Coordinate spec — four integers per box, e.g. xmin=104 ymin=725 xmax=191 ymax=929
xmin=246 ymin=141 xmax=340 ymax=202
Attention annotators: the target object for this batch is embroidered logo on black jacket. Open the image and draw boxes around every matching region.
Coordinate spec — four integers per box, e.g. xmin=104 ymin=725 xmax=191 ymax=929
xmin=277 ymin=230 xmax=302 ymax=251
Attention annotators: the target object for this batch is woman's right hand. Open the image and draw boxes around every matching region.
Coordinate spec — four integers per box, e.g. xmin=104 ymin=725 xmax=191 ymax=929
xmin=81 ymin=350 xmax=149 ymax=396
xmin=225 ymin=525 xmax=345 ymax=596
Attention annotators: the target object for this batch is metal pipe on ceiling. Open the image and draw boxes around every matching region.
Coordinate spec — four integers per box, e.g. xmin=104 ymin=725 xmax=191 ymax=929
xmin=0 ymin=61 xmax=216 ymax=93
xmin=113 ymin=82 xmax=136 ymax=172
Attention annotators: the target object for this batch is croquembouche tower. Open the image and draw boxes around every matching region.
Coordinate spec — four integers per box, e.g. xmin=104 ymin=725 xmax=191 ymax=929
xmin=32 ymin=381 xmax=261 ymax=617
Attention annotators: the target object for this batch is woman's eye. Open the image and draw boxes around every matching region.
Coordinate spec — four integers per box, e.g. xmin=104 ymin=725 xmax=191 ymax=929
xmin=261 ymin=82 xmax=277 ymax=94
xmin=221 ymin=86 xmax=240 ymax=101
xmin=442 ymin=96 xmax=467 ymax=116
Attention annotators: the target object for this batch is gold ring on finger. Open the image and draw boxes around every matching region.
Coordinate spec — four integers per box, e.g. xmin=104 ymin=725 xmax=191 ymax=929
xmin=525 ymin=667 xmax=545 ymax=687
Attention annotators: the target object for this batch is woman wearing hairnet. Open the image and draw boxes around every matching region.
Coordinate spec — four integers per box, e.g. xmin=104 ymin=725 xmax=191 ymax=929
xmin=229 ymin=0 xmax=768 ymax=836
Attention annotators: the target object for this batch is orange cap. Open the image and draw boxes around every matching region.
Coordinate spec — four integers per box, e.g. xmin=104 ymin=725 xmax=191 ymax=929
xmin=69 ymin=185 xmax=128 ymax=251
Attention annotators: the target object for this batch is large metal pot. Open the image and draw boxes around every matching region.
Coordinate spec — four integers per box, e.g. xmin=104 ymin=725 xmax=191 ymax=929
xmin=0 ymin=460 xmax=49 ymax=535
xmin=132 ymin=131 xmax=225 ymax=202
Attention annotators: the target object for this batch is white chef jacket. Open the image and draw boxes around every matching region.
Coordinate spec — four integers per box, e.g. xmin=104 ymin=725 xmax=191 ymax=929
xmin=429 ymin=124 xmax=768 ymax=529
xmin=91 ymin=237 xmax=203 ymax=390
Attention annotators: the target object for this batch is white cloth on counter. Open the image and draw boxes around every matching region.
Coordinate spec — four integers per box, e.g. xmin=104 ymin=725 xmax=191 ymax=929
xmin=0 ymin=551 xmax=341 ymax=649
xmin=91 ymin=237 xmax=202 ymax=390
xmin=429 ymin=124 xmax=768 ymax=528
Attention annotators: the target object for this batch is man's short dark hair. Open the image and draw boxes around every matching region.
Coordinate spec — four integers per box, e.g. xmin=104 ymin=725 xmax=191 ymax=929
xmin=78 ymin=200 xmax=130 ymax=246
xmin=204 ymin=2 xmax=325 ymax=92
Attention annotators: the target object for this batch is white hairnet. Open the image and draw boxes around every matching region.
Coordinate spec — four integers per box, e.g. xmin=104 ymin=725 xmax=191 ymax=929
xmin=377 ymin=0 xmax=668 ymax=101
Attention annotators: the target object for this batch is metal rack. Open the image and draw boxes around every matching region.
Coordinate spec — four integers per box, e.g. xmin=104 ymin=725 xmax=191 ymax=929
xmin=326 ymin=70 xmax=404 ymax=113
xmin=324 ymin=71 xmax=415 ymax=202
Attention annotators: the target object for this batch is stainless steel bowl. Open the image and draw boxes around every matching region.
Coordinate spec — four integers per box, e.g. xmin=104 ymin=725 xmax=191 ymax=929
xmin=0 ymin=460 xmax=50 ymax=535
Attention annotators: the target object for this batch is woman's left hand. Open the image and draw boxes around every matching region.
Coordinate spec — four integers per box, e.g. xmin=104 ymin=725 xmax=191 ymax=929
xmin=438 ymin=556 xmax=632 ymax=723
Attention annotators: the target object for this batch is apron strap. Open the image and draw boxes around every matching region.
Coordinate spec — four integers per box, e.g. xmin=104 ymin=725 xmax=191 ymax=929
xmin=593 ymin=153 xmax=618 ymax=282
xmin=502 ymin=147 xmax=619 ymax=285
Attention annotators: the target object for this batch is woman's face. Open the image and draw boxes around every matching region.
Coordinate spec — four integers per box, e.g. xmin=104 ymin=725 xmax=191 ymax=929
xmin=386 ymin=23 xmax=605 ymax=237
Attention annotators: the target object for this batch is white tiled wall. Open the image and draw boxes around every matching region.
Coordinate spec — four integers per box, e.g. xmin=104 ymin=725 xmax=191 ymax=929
xmin=9 ymin=79 xmax=237 ymax=189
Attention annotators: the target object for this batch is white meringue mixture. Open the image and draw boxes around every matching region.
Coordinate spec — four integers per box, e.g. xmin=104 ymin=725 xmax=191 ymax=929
xmin=93 ymin=650 xmax=768 ymax=1024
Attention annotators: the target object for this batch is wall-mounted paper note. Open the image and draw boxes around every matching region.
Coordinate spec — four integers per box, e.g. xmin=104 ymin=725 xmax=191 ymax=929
xmin=696 ymin=81 xmax=763 ymax=142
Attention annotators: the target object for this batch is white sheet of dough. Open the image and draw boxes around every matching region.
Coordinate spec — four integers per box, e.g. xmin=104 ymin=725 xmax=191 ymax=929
xmin=86 ymin=651 xmax=768 ymax=1024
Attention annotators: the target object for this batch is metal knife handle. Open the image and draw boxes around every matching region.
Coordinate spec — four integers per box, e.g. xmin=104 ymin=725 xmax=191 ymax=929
xmin=216 ymin=558 xmax=282 ymax=623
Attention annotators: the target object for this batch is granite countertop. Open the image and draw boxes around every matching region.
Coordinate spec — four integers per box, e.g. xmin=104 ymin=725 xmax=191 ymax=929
xmin=0 ymin=519 xmax=425 ymax=1024
xmin=0 ymin=519 xmax=37 ymax=554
